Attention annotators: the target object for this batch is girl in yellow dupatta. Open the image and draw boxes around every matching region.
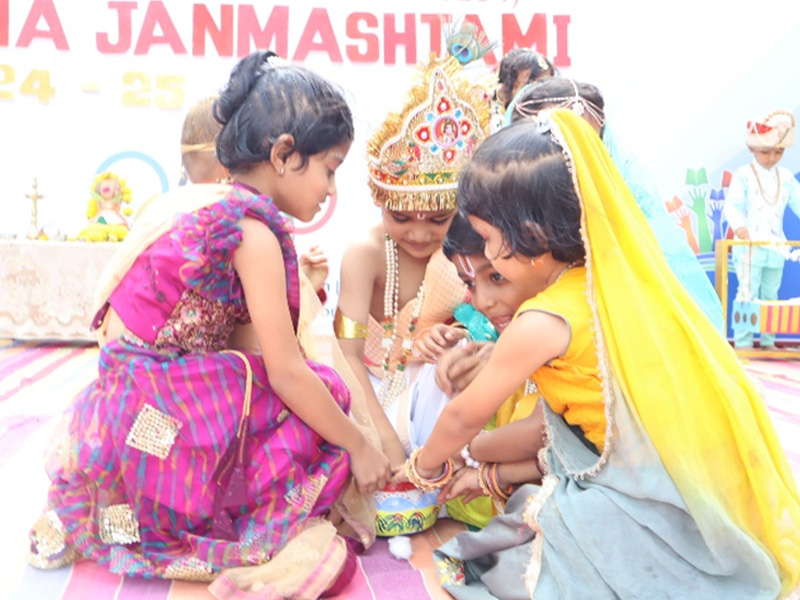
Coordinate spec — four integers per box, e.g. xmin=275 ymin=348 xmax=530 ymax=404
xmin=404 ymin=111 xmax=800 ymax=599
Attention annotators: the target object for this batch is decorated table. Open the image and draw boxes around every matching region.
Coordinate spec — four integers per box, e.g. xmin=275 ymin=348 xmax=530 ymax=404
xmin=0 ymin=239 xmax=119 ymax=341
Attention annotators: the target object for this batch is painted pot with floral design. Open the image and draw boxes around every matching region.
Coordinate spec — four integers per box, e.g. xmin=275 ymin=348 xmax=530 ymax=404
xmin=374 ymin=481 xmax=439 ymax=537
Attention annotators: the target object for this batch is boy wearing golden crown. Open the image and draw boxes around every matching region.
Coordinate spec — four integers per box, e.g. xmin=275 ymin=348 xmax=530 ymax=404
xmin=724 ymin=109 xmax=800 ymax=350
xmin=335 ymin=56 xmax=492 ymax=469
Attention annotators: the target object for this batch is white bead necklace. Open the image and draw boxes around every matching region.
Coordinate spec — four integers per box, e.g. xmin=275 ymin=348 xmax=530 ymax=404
xmin=378 ymin=235 xmax=426 ymax=410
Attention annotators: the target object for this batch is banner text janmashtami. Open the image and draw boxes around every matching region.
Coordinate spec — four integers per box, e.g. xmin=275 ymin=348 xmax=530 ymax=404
xmin=1 ymin=0 xmax=572 ymax=66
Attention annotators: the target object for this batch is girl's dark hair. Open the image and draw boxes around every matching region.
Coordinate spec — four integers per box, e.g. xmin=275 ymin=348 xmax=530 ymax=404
xmin=497 ymin=49 xmax=555 ymax=109
xmin=458 ymin=120 xmax=585 ymax=263
xmin=511 ymin=78 xmax=605 ymax=124
xmin=214 ymin=51 xmax=354 ymax=174
xmin=443 ymin=212 xmax=485 ymax=260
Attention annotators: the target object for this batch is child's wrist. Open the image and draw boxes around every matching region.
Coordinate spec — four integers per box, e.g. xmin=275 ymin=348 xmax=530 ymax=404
xmin=412 ymin=325 xmax=433 ymax=343
xmin=343 ymin=430 xmax=369 ymax=454
xmin=466 ymin=430 xmax=486 ymax=459
xmin=495 ymin=464 xmax=510 ymax=489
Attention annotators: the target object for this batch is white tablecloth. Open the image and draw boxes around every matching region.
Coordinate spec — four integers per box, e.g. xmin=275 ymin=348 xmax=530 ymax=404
xmin=0 ymin=239 xmax=119 ymax=341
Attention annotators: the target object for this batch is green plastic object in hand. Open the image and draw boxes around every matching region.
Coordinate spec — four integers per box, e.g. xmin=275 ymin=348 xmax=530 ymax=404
xmin=453 ymin=303 xmax=499 ymax=342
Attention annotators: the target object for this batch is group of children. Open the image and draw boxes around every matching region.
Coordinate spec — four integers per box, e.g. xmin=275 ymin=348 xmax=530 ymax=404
xmin=27 ymin=45 xmax=800 ymax=600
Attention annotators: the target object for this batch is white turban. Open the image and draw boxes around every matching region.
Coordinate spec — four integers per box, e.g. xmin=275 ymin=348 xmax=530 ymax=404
xmin=746 ymin=109 xmax=796 ymax=149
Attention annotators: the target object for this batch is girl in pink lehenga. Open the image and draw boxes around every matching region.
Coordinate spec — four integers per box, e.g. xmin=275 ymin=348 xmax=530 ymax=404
xmin=28 ymin=51 xmax=389 ymax=600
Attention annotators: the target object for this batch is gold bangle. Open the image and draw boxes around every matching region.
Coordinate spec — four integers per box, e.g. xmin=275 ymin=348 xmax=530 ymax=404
xmin=477 ymin=462 xmax=492 ymax=498
xmin=333 ymin=307 xmax=368 ymax=339
xmin=405 ymin=447 xmax=454 ymax=492
xmin=488 ymin=463 xmax=512 ymax=501
xmin=479 ymin=462 xmax=512 ymax=503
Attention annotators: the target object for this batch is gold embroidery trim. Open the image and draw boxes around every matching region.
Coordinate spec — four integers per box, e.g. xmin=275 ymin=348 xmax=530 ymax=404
xmin=380 ymin=190 xmax=458 ymax=213
xmin=284 ymin=474 xmax=330 ymax=515
xmin=126 ymin=404 xmax=182 ymax=460
xmin=99 ymin=504 xmax=141 ymax=545
xmin=436 ymin=555 xmax=466 ymax=586
xmin=302 ymin=474 xmax=328 ymax=514
xmin=523 ymin=474 xmax=559 ymax=596
xmin=333 ymin=308 xmax=368 ymax=339
xmin=29 ymin=510 xmax=76 ymax=569
xmin=164 ymin=557 xmax=215 ymax=581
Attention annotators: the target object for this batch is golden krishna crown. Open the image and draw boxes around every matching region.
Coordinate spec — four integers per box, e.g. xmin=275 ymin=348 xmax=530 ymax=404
xmin=367 ymin=55 xmax=493 ymax=212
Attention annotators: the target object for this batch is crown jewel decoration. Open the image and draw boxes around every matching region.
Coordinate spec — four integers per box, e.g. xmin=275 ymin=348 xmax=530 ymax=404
xmin=367 ymin=56 xmax=492 ymax=212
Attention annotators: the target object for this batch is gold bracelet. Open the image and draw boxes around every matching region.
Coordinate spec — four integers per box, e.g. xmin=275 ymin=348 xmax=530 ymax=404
xmin=477 ymin=462 xmax=492 ymax=498
xmin=333 ymin=307 xmax=368 ymax=339
xmin=479 ymin=462 xmax=512 ymax=503
xmin=487 ymin=463 xmax=512 ymax=501
xmin=404 ymin=447 xmax=454 ymax=492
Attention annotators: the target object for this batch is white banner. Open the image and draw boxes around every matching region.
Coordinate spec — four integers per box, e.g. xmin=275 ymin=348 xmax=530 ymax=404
xmin=2 ymin=1 xmax=800 ymax=316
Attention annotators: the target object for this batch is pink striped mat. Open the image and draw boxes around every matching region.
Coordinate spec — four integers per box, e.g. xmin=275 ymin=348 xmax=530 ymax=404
xmin=2 ymin=339 xmax=799 ymax=600
xmin=0 ymin=340 xmax=458 ymax=600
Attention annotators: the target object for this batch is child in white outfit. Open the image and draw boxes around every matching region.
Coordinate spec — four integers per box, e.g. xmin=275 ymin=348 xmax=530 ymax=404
xmin=724 ymin=109 xmax=800 ymax=349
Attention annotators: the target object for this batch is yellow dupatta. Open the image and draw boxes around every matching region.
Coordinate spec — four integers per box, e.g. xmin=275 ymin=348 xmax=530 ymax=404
xmin=549 ymin=109 xmax=800 ymax=595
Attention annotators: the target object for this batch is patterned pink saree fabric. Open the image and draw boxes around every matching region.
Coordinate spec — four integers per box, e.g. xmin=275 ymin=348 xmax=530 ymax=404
xmin=30 ymin=185 xmax=352 ymax=582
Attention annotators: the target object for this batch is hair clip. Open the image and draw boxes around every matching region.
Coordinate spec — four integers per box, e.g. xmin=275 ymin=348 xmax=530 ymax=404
xmin=535 ymin=110 xmax=553 ymax=134
xmin=256 ymin=53 xmax=287 ymax=76
xmin=266 ymin=54 xmax=287 ymax=67
xmin=536 ymin=55 xmax=551 ymax=72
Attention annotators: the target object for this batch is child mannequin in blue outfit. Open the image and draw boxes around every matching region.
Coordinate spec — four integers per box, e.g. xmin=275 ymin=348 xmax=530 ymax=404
xmin=724 ymin=109 xmax=800 ymax=349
